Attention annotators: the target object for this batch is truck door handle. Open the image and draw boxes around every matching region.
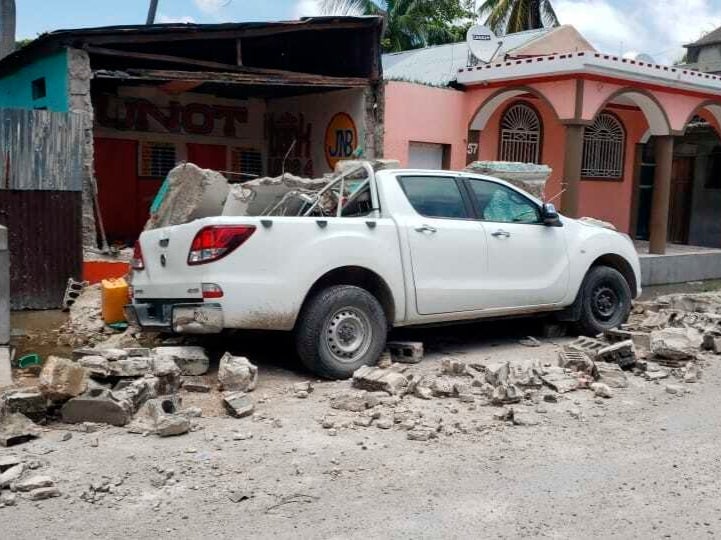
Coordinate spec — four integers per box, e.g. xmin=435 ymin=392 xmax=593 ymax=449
xmin=492 ymin=229 xmax=511 ymax=238
xmin=415 ymin=225 xmax=437 ymax=234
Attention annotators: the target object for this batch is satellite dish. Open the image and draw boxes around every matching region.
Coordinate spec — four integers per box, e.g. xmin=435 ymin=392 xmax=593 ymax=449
xmin=467 ymin=24 xmax=503 ymax=64
xmin=622 ymin=51 xmax=657 ymax=64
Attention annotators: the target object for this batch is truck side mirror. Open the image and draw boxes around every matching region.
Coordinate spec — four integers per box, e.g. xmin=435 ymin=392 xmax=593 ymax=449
xmin=541 ymin=203 xmax=562 ymax=227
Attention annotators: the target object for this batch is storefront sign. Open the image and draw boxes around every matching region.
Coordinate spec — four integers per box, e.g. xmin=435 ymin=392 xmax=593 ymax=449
xmin=95 ymin=95 xmax=249 ymax=138
xmin=325 ymin=113 xmax=358 ymax=169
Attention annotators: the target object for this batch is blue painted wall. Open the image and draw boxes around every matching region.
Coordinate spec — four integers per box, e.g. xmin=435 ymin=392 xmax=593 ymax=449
xmin=0 ymin=49 xmax=69 ymax=112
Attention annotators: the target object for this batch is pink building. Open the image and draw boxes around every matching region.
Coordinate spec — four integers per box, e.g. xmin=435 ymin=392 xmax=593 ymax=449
xmin=383 ymin=25 xmax=721 ymax=255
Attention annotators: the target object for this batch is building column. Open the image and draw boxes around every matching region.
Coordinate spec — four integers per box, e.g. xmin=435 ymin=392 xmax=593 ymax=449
xmin=649 ymin=135 xmax=674 ymax=255
xmin=560 ymin=124 xmax=584 ymax=217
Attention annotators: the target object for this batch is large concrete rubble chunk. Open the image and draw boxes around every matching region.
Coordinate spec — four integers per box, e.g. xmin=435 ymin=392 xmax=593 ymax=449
xmin=61 ymin=388 xmax=134 ymax=427
xmin=128 ymin=397 xmax=189 ymax=437
xmin=3 ymin=389 xmax=48 ymax=423
xmin=330 ymin=391 xmax=379 ymax=412
xmin=650 ymin=327 xmax=703 ymax=364
xmin=386 ymin=341 xmax=424 ymax=364
xmin=218 ymin=353 xmax=258 ymax=392
xmin=38 ymin=356 xmax=87 ymax=401
xmin=559 ymin=349 xmax=597 ymax=378
xmin=596 ymin=364 xmax=629 ymax=389
xmin=151 ymin=356 xmax=182 ymax=395
xmin=596 ymin=340 xmax=637 ymax=370
xmin=223 ymin=392 xmax=255 ymax=418
xmin=146 ymin=163 xmax=230 ymax=229
xmin=78 ymin=356 xmax=152 ymax=379
xmin=540 ymin=371 xmax=579 ymax=394
xmin=465 ymin=161 xmax=551 ymax=199
xmin=352 ymin=365 xmax=409 ymax=396
xmin=0 ymin=413 xmax=39 ymax=447
xmin=152 ymin=346 xmax=209 ymax=376
xmin=485 ymin=362 xmax=510 ymax=387
xmin=222 ymin=173 xmax=329 ymax=217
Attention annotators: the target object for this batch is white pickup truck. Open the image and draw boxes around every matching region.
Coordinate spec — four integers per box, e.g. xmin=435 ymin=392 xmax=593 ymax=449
xmin=127 ymin=163 xmax=641 ymax=378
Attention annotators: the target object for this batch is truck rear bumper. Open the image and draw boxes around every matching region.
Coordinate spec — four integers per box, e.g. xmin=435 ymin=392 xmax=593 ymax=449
xmin=125 ymin=302 xmax=224 ymax=334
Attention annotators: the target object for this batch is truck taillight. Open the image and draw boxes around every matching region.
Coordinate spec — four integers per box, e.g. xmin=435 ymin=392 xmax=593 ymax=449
xmin=131 ymin=241 xmax=145 ymax=270
xmin=202 ymin=283 xmax=224 ymax=299
xmin=187 ymin=225 xmax=256 ymax=266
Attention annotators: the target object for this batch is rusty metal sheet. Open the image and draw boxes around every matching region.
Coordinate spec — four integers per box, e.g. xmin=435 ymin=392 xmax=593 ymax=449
xmin=0 ymin=190 xmax=83 ymax=309
xmin=0 ymin=108 xmax=84 ymax=191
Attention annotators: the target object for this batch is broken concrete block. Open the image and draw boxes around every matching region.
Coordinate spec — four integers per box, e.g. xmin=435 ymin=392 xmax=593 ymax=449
xmin=14 ymin=475 xmax=54 ymax=492
xmin=73 ymin=348 xmax=129 ymax=362
xmin=0 ymin=454 xmax=22 ymax=472
xmin=77 ymin=356 xmax=112 ymax=378
xmin=702 ymin=332 xmax=721 ymax=353
xmin=0 ymin=463 xmax=24 ymax=488
xmin=330 ymin=391 xmax=379 ymax=412
xmin=566 ymin=336 xmax=606 ymax=358
xmin=485 ymin=362 xmax=510 ymax=387
xmin=540 ymin=372 xmax=579 ymax=394
xmin=491 ymin=383 xmax=522 ymax=405
xmin=440 ymin=358 xmax=468 ymax=376
xmin=128 ymin=398 xmax=189 ymax=437
xmin=605 ymin=328 xmax=651 ymax=350
xmin=152 ymin=346 xmax=209 ymax=376
xmin=407 ymin=429 xmax=434 ymax=441
xmin=27 ymin=487 xmax=61 ymax=501
xmin=3 ymin=389 xmax=48 ymax=422
xmin=218 ymin=353 xmax=258 ymax=392
xmin=596 ymin=340 xmax=637 ymax=370
xmin=38 ymin=356 xmax=87 ymax=401
xmin=151 ymin=355 xmax=182 ymax=395
xmin=650 ymin=327 xmax=703 ymax=363
xmin=559 ymin=349 xmax=598 ymax=378
xmin=387 ymin=341 xmax=424 ymax=364
xmin=61 ymin=388 xmax=134 ymax=427
xmin=0 ymin=413 xmax=39 ymax=447
xmin=509 ymin=364 xmax=543 ymax=387
xmin=596 ymin=364 xmax=629 ymax=389
xmin=147 ymin=162 xmax=230 ymax=229
xmin=0 ymin=492 xmax=17 ymax=507
xmin=223 ymin=392 xmax=255 ymax=418
xmin=352 ymin=365 xmax=409 ymax=396
xmin=590 ymin=382 xmax=612 ymax=398
xmin=430 ymin=377 xmax=455 ymax=397
xmin=113 ymin=375 xmax=158 ymax=410
xmin=182 ymin=378 xmax=211 ymax=393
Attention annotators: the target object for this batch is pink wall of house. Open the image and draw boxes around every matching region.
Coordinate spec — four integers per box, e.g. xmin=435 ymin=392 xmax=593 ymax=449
xmin=384 ymin=81 xmax=467 ymax=169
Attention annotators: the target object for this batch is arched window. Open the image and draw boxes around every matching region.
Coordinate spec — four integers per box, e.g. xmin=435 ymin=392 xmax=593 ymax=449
xmin=581 ymin=112 xmax=625 ymax=179
xmin=498 ymin=102 xmax=542 ymax=164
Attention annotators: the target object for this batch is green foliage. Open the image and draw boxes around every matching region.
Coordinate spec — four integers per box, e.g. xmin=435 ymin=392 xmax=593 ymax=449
xmin=358 ymin=0 xmax=476 ymax=53
xmin=478 ymin=0 xmax=559 ymax=35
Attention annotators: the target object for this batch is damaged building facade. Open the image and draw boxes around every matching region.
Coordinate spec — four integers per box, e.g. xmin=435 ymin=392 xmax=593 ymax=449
xmin=0 ymin=17 xmax=384 ymax=249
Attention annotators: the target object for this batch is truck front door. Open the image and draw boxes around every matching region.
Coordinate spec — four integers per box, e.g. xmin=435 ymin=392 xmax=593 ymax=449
xmin=398 ymin=175 xmax=489 ymax=315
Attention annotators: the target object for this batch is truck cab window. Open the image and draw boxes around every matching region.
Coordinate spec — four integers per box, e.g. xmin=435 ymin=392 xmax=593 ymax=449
xmin=467 ymin=179 xmax=540 ymax=224
xmin=398 ymin=176 xmax=468 ymax=219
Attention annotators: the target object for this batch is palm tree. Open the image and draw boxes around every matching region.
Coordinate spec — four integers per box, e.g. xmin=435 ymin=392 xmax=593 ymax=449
xmin=478 ymin=0 xmax=559 ymax=35
xmin=0 ymin=0 xmax=15 ymax=59
xmin=319 ymin=0 xmax=473 ymax=53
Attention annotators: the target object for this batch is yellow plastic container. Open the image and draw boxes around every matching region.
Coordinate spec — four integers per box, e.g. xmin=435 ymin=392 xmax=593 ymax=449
xmin=101 ymin=278 xmax=129 ymax=325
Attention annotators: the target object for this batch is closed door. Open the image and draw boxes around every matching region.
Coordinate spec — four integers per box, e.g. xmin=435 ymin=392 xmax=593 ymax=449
xmin=669 ymin=156 xmax=694 ymax=244
xmin=408 ymin=142 xmax=446 ymax=170
xmin=464 ymin=178 xmax=569 ymax=309
xmin=187 ymin=143 xmax=228 ymax=171
xmin=399 ymin=174 xmax=489 ymax=315
xmin=94 ymin=137 xmax=138 ymax=242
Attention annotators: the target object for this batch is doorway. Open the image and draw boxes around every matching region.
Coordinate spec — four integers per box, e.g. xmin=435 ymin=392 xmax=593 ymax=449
xmin=668 ymin=156 xmax=694 ymax=244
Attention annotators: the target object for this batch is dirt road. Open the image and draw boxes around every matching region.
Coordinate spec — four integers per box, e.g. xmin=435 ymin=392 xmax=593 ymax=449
xmin=2 ymin=315 xmax=720 ymax=539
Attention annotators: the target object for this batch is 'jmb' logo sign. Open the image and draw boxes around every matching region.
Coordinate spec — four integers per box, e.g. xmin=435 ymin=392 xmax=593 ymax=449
xmin=325 ymin=113 xmax=358 ymax=169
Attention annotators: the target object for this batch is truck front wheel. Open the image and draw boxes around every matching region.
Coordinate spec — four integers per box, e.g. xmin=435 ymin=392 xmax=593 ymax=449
xmin=296 ymin=285 xmax=387 ymax=379
xmin=576 ymin=265 xmax=632 ymax=336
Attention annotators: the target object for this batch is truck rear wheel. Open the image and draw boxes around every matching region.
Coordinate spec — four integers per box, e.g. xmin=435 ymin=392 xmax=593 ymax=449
xmin=576 ymin=265 xmax=632 ymax=336
xmin=296 ymin=285 xmax=387 ymax=379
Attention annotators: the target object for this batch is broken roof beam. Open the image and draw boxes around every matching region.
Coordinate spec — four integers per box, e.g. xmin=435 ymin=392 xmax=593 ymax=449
xmin=93 ymin=68 xmax=371 ymax=88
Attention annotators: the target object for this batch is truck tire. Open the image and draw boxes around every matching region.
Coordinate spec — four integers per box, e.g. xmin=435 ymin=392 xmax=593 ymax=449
xmin=575 ymin=265 xmax=632 ymax=336
xmin=296 ymin=285 xmax=387 ymax=379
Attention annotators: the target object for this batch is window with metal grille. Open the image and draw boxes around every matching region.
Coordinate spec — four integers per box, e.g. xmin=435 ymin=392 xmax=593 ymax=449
xmin=230 ymin=148 xmax=263 ymax=181
xmin=138 ymin=142 xmax=177 ymax=178
xmin=498 ymin=102 xmax=542 ymax=164
xmin=581 ymin=112 xmax=625 ymax=179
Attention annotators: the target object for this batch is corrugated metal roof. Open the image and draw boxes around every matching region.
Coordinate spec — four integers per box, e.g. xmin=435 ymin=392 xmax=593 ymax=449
xmin=382 ymin=27 xmax=552 ymax=86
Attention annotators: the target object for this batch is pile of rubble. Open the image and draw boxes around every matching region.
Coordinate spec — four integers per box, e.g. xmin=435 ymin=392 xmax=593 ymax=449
xmin=0 ymin=345 xmax=261 ymax=449
xmin=0 ymin=454 xmax=60 ymax=506
xmin=321 ymin=292 xmax=721 ymax=440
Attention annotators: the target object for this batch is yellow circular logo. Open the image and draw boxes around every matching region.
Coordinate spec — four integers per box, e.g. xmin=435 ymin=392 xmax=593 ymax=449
xmin=325 ymin=112 xmax=358 ymax=169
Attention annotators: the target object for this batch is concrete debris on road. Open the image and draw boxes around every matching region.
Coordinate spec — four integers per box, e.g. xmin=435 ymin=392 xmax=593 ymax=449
xmin=223 ymin=392 xmax=255 ymax=418
xmin=0 ymin=413 xmax=39 ymax=447
xmin=152 ymin=346 xmax=210 ymax=376
xmin=352 ymin=365 xmax=409 ymax=396
xmin=218 ymin=353 xmax=258 ymax=392
xmin=386 ymin=341 xmax=424 ymax=364
xmin=650 ymin=327 xmax=703 ymax=365
xmin=127 ymin=397 xmax=190 ymax=437
xmin=38 ymin=356 xmax=88 ymax=401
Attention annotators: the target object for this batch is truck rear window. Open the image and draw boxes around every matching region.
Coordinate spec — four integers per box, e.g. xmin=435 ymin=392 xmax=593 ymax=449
xmin=398 ymin=176 xmax=468 ymax=219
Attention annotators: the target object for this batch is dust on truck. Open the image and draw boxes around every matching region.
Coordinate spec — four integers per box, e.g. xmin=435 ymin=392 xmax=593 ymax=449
xmin=126 ymin=162 xmax=641 ymax=379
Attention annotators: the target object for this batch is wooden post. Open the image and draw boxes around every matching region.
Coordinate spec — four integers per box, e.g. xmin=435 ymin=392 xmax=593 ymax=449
xmin=560 ymin=124 xmax=584 ymax=217
xmin=649 ymin=135 xmax=674 ymax=255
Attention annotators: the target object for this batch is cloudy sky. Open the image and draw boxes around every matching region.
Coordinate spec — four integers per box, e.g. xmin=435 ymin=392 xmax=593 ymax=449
xmin=14 ymin=0 xmax=721 ymax=64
